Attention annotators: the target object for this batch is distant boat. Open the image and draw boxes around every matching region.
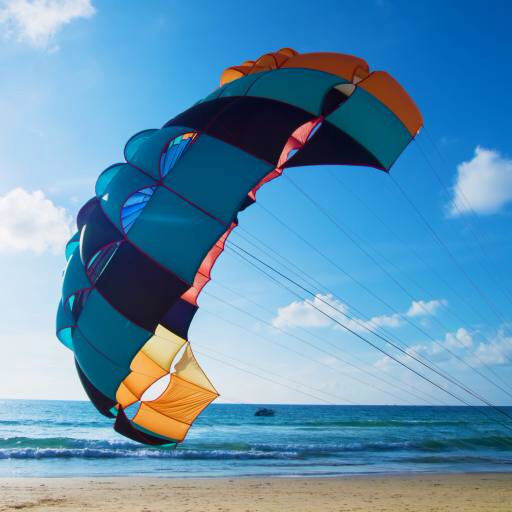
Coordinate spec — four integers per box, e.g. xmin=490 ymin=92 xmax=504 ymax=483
xmin=255 ymin=408 xmax=275 ymax=417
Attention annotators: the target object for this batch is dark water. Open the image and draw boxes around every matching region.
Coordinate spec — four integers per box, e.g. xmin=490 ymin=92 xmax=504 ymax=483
xmin=0 ymin=400 xmax=511 ymax=477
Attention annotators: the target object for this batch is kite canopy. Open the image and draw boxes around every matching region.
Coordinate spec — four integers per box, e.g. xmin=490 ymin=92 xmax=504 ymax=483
xmin=56 ymin=48 xmax=422 ymax=445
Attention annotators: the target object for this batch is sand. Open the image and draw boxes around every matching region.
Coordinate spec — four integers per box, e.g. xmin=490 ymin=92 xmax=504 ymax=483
xmin=0 ymin=473 xmax=510 ymax=511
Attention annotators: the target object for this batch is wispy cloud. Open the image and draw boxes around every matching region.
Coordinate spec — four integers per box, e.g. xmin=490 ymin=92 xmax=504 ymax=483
xmin=439 ymin=135 xmax=459 ymax=147
xmin=471 ymin=329 xmax=512 ymax=367
xmin=375 ymin=325 xmax=512 ymax=371
xmin=0 ymin=0 xmax=95 ymax=49
xmin=449 ymin=146 xmax=512 ymax=216
xmin=406 ymin=299 xmax=447 ymax=318
xmin=374 ymin=342 xmax=430 ymax=371
xmin=0 ymin=187 xmax=73 ymax=254
xmin=272 ymin=294 xmax=343 ymax=329
xmin=444 ymin=327 xmax=473 ymax=349
xmin=272 ymin=294 xmax=445 ymax=333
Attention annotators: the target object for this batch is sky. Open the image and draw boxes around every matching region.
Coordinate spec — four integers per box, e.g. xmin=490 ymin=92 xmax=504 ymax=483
xmin=0 ymin=0 xmax=511 ymax=406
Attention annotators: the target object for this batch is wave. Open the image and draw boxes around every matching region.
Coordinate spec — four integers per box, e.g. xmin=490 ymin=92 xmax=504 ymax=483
xmin=0 ymin=437 xmax=298 ymax=460
xmin=295 ymin=419 xmax=472 ymax=429
xmin=0 ymin=437 xmax=137 ymax=450
xmin=0 ymin=449 xmax=301 ymax=460
xmin=413 ymin=436 xmax=512 ymax=452
xmin=0 ymin=434 xmax=510 ymax=461
xmin=0 ymin=419 xmax=108 ymax=428
xmin=196 ymin=418 xmax=496 ymax=430
xmin=0 ymin=417 xmax=494 ymax=430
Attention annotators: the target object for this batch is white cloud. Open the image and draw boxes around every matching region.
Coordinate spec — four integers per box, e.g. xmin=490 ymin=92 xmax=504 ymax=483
xmin=360 ymin=312 xmax=401 ymax=330
xmin=340 ymin=312 xmax=401 ymax=334
xmin=449 ymin=146 xmax=512 ymax=216
xmin=374 ymin=343 xmax=431 ymax=371
xmin=406 ymin=299 xmax=447 ymax=318
xmin=471 ymin=330 xmax=512 ymax=367
xmin=273 ymin=295 xmax=444 ymax=333
xmin=0 ymin=0 xmax=95 ymax=49
xmin=444 ymin=327 xmax=473 ymax=349
xmin=374 ymin=325 xmax=512 ymax=370
xmin=0 ymin=188 xmax=73 ymax=254
xmin=272 ymin=294 xmax=344 ymax=329
xmin=373 ymin=354 xmax=391 ymax=370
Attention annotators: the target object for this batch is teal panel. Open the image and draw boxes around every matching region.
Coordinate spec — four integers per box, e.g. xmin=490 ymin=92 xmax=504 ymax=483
xmin=127 ymin=126 xmax=193 ymax=180
xmin=326 ymin=88 xmax=411 ymax=170
xmin=57 ymin=328 xmax=74 ymax=351
xmin=126 ymin=186 xmax=226 ymax=284
xmin=95 ymin=163 xmax=124 ymax=197
xmin=201 ymin=86 xmax=226 ymax=103
xmin=163 ymin=134 xmax=272 ymax=224
xmin=218 ymin=72 xmax=268 ymax=98
xmin=200 ymin=72 xmax=267 ymax=103
xmin=56 ymin=300 xmax=74 ymax=350
xmin=73 ymin=327 xmax=128 ymax=400
xmin=76 ymin=289 xmax=151 ymax=368
xmin=62 ymin=248 xmax=90 ymax=301
xmin=56 ymin=299 xmax=73 ymax=329
xmin=246 ymin=68 xmax=346 ymax=115
xmin=65 ymin=232 xmax=80 ymax=261
xmin=100 ymin=164 xmax=157 ymax=231
xmin=124 ymin=129 xmax=158 ymax=161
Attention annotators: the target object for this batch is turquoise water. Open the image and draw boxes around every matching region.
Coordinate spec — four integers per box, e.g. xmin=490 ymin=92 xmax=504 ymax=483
xmin=0 ymin=400 xmax=511 ymax=477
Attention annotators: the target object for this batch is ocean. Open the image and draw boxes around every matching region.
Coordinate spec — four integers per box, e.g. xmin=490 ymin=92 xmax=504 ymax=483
xmin=0 ymin=400 xmax=511 ymax=477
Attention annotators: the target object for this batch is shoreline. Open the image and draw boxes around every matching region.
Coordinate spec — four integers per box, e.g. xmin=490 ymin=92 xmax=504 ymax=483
xmin=1 ymin=472 xmax=511 ymax=511
xmin=1 ymin=469 xmax=512 ymax=479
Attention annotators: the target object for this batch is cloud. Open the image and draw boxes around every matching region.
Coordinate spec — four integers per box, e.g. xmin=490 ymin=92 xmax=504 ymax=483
xmin=273 ymin=294 xmax=444 ymax=333
xmin=0 ymin=0 xmax=95 ymax=49
xmin=374 ymin=325 xmax=512 ymax=371
xmin=443 ymin=326 xmax=512 ymax=367
xmin=406 ymin=299 xmax=447 ymax=318
xmin=373 ymin=354 xmax=391 ymax=370
xmin=361 ymin=312 xmax=400 ymax=330
xmin=449 ymin=147 xmax=512 ymax=216
xmin=471 ymin=329 xmax=512 ymax=367
xmin=374 ymin=342 xmax=432 ymax=371
xmin=404 ymin=328 xmax=474 ymax=362
xmin=272 ymin=294 xmax=344 ymax=329
xmin=0 ymin=188 xmax=73 ymax=254
xmin=444 ymin=327 xmax=473 ymax=349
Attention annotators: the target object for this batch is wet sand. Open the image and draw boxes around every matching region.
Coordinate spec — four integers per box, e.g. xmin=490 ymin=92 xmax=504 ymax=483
xmin=0 ymin=473 xmax=510 ymax=511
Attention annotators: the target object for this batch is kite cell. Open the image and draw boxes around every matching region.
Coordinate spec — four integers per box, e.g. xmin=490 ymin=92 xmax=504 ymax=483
xmin=56 ymin=49 xmax=422 ymax=446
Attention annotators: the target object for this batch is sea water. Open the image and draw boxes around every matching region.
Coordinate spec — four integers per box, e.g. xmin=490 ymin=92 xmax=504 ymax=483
xmin=0 ymin=400 xmax=511 ymax=477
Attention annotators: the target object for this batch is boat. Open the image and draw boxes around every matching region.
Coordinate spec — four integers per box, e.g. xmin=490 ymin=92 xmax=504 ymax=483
xmin=254 ymin=408 xmax=275 ymax=417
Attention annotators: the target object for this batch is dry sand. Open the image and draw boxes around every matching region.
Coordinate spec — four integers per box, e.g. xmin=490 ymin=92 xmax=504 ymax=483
xmin=0 ymin=473 xmax=510 ymax=511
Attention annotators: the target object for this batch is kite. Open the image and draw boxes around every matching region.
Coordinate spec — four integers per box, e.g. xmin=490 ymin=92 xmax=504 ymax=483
xmin=56 ymin=48 xmax=422 ymax=446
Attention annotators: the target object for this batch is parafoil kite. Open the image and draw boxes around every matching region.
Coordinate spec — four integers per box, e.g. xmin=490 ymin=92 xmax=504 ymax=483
xmin=56 ymin=49 xmax=422 ymax=446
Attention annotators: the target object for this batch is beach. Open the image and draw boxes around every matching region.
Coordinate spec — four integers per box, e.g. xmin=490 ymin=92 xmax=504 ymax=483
xmin=0 ymin=473 xmax=510 ymax=511
xmin=1 ymin=401 xmax=511 ymax=510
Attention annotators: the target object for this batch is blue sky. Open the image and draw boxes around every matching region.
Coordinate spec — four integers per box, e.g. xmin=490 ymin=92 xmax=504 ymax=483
xmin=0 ymin=0 xmax=511 ymax=406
